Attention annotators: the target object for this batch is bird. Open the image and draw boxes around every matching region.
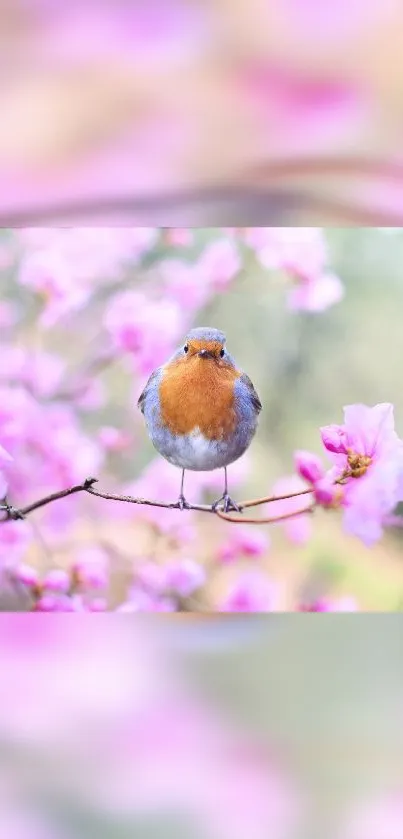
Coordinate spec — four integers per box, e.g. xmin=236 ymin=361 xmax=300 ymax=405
xmin=138 ymin=327 xmax=262 ymax=512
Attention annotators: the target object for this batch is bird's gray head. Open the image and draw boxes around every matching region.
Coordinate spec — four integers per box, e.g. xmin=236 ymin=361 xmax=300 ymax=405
xmin=181 ymin=327 xmax=228 ymax=361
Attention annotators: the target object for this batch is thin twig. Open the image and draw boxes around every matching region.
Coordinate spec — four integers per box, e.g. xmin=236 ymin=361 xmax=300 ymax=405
xmin=0 ymin=476 xmax=324 ymax=526
xmin=215 ymin=502 xmax=316 ymax=525
xmin=239 ymin=487 xmax=313 ymax=509
xmin=0 ymin=477 xmax=98 ymax=521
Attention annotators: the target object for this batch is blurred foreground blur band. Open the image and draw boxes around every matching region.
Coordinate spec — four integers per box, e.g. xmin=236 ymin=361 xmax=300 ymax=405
xmin=1 ymin=227 xmax=403 ymax=612
xmin=2 ymin=0 xmax=403 ymax=224
xmin=0 ymin=616 xmax=403 ymax=838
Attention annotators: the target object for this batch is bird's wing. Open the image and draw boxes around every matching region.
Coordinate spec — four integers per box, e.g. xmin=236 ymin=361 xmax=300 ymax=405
xmin=137 ymin=367 xmax=162 ymax=413
xmin=239 ymin=373 xmax=262 ymax=413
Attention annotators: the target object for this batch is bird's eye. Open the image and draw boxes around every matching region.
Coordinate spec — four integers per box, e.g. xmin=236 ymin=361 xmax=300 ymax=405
xmin=184 ymin=344 xmax=189 ymax=353
xmin=220 ymin=348 xmax=225 ymax=358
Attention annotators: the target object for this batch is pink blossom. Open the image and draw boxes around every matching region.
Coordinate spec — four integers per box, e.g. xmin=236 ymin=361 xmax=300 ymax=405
xmin=219 ymin=571 xmax=278 ymax=612
xmin=217 ymin=527 xmax=270 ymax=563
xmin=294 ymin=449 xmax=324 ymax=484
xmin=72 ymin=547 xmax=109 ymax=590
xmin=12 ymin=563 xmax=39 ymax=589
xmin=268 ymin=476 xmax=313 ymax=544
xmin=104 ymin=290 xmax=182 ymax=373
xmin=300 ymin=596 xmax=358 ymax=612
xmin=0 ymin=521 xmax=31 ymax=567
xmin=287 ymin=272 xmax=344 ymax=312
xmin=34 ymin=594 xmax=79 ymax=612
xmin=3 ymin=350 xmax=66 ymax=399
xmin=0 ymin=443 xmax=12 ymax=499
xmin=245 ymin=228 xmax=344 ymax=312
xmin=18 ymin=248 xmax=90 ymax=327
xmin=118 ymin=587 xmax=176 ymax=612
xmin=135 ymin=561 xmax=168 ymax=595
xmin=321 ymin=404 xmax=403 ymax=544
xmin=164 ymin=557 xmax=206 ymax=597
xmin=97 ymin=426 xmax=132 ymax=452
xmin=320 ymin=423 xmax=350 ymax=453
xmin=42 ymin=569 xmax=71 ymax=594
xmin=160 ymin=258 xmax=211 ymax=312
xmin=198 ymin=238 xmax=241 ymax=291
xmin=314 ymin=476 xmax=343 ymax=507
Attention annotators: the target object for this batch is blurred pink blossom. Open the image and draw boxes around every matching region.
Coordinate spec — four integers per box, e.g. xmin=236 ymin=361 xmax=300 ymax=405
xmin=198 ymin=238 xmax=242 ymax=291
xmin=219 ymin=571 xmax=279 ymax=612
xmin=244 ymin=227 xmax=344 ymax=311
xmin=300 ymin=595 xmax=358 ymax=612
xmin=0 ymin=520 xmax=31 ymax=567
xmin=104 ymin=290 xmax=182 ymax=373
xmin=72 ymin=547 xmax=109 ymax=590
xmin=0 ymin=443 xmax=12 ymax=499
xmin=164 ymin=557 xmax=206 ymax=597
xmin=217 ymin=527 xmax=270 ymax=563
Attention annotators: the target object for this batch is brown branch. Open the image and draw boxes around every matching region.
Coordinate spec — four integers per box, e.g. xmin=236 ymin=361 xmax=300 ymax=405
xmin=0 ymin=476 xmax=323 ymax=526
xmin=215 ymin=502 xmax=316 ymax=525
xmin=2 ymin=153 xmax=403 ymax=226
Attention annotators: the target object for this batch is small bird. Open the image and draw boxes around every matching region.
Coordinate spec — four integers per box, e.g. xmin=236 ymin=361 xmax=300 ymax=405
xmin=138 ymin=327 xmax=262 ymax=512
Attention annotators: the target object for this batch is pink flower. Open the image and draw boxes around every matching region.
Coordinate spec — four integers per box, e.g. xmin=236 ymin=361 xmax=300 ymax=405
xmin=217 ymin=528 xmax=270 ymax=563
xmin=198 ymin=238 xmax=241 ymax=291
xmin=268 ymin=476 xmax=313 ymax=545
xmin=42 ymin=569 xmax=71 ymax=594
xmin=246 ymin=228 xmax=344 ymax=312
xmin=72 ymin=547 xmax=109 ymax=590
xmin=118 ymin=587 xmax=176 ymax=612
xmin=300 ymin=596 xmax=358 ymax=612
xmin=34 ymin=594 xmax=79 ymax=612
xmin=320 ymin=423 xmax=350 ymax=454
xmin=12 ymin=563 xmax=40 ymax=589
xmin=321 ymin=404 xmax=403 ymax=545
xmin=164 ymin=558 xmax=206 ymax=597
xmin=294 ymin=450 xmax=324 ymax=484
xmin=97 ymin=426 xmax=132 ymax=452
xmin=0 ymin=443 xmax=12 ymax=499
xmin=0 ymin=521 xmax=31 ymax=567
xmin=314 ymin=476 xmax=343 ymax=508
xmin=104 ymin=290 xmax=182 ymax=373
xmin=161 ymin=259 xmax=210 ymax=312
xmin=219 ymin=571 xmax=278 ymax=612
xmin=287 ymin=272 xmax=344 ymax=312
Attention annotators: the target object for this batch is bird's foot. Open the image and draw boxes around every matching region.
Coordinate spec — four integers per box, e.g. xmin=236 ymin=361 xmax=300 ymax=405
xmin=212 ymin=494 xmax=242 ymax=514
xmin=176 ymin=494 xmax=191 ymax=511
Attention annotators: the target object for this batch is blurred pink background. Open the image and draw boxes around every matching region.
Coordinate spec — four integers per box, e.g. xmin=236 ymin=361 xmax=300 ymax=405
xmin=0 ymin=616 xmax=402 ymax=838
xmin=2 ymin=0 xmax=403 ymax=223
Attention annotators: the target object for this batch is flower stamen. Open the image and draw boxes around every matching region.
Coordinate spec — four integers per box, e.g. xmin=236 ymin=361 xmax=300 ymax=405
xmin=346 ymin=449 xmax=372 ymax=478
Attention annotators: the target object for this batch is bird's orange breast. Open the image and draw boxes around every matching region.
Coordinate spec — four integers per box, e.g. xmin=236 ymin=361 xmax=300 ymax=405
xmin=159 ymin=357 xmax=241 ymax=440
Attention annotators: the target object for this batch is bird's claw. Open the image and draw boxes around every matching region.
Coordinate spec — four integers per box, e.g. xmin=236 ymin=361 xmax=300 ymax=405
xmin=212 ymin=494 xmax=242 ymax=514
xmin=176 ymin=494 xmax=191 ymax=511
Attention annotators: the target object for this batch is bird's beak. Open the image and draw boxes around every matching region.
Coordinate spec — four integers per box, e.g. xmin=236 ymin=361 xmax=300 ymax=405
xmin=198 ymin=349 xmax=214 ymax=359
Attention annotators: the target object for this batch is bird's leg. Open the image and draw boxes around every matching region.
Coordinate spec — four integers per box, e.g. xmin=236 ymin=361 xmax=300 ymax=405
xmin=212 ymin=467 xmax=241 ymax=513
xmin=177 ymin=469 xmax=190 ymax=510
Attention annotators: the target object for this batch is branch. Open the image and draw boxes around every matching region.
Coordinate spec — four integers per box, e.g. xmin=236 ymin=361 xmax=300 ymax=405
xmin=2 ymin=154 xmax=403 ymax=226
xmin=0 ymin=476 xmax=319 ymax=526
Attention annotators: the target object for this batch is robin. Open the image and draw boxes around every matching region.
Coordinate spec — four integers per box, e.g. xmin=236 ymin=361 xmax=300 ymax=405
xmin=138 ymin=327 xmax=262 ymax=512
